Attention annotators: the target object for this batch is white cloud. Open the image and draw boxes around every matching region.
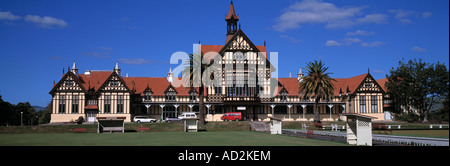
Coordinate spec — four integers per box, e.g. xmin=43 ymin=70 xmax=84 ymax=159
xmin=346 ymin=30 xmax=374 ymax=36
xmin=361 ymin=41 xmax=384 ymax=47
xmin=24 ymin=15 xmax=67 ymax=28
xmin=273 ymin=0 xmax=364 ymax=31
xmin=325 ymin=38 xmax=361 ymax=47
xmin=325 ymin=40 xmax=341 ymax=46
xmin=422 ymin=12 xmax=432 ymax=18
xmin=356 ymin=14 xmax=388 ymax=24
xmin=119 ymin=58 xmax=167 ymax=65
xmin=411 ymin=46 xmax=426 ymax=52
xmin=280 ymin=35 xmax=301 ymax=43
xmin=0 ymin=11 xmax=21 ymax=20
xmin=389 ymin=9 xmax=431 ymax=24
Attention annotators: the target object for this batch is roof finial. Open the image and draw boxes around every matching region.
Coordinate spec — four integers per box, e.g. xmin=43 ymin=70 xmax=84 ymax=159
xmin=72 ymin=61 xmax=77 ymax=69
xmin=368 ymin=68 xmax=370 ymax=74
xmin=115 ymin=61 xmax=119 ymax=70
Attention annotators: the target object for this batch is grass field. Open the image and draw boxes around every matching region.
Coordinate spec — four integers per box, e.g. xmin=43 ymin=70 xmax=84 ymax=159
xmin=0 ymin=131 xmax=348 ymax=146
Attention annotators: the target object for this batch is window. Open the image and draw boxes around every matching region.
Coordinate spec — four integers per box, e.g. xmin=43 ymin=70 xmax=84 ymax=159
xmin=190 ymin=94 xmax=196 ymax=101
xmin=214 ymin=86 xmax=222 ymax=95
xmin=65 ymin=81 xmax=73 ymax=87
xmin=144 ymin=91 xmax=152 ymax=101
xmin=280 ymin=92 xmax=287 ymax=101
xmin=117 ymin=95 xmax=124 ymax=114
xmin=360 ymin=96 xmax=366 ymax=113
xmin=371 ymin=95 xmax=378 ymax=113
xmin=274 ymin=105 xmax=287 ymax=114
xmin=87 ymin=99 xmax=97 ymax=105
xmin=165 ymin=92 xmax=176 ymax=101
xmin=104 ymin=95 xmax=111 ymax=113
xmin=110 ymin=81 xmax=119 ymax=87
xmin=296 ymin=106 xmax=303 ymax=114
xmin=306 ymin=105 xmax=314 ymax=114
xmin=72 ymin=95 xmax=79 ymax=114
xmin=59 ymin=95 xmax=66 ymax=114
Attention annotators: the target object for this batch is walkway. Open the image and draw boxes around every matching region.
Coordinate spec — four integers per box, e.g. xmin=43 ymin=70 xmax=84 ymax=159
xmin=282 ymin=129 xmax=449 ymax=146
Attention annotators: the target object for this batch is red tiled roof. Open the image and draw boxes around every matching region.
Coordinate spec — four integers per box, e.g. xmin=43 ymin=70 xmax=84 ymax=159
xmin=332 ymin=73 xmax=368 ymax=96
xmin=376 ymin=78 xmax=388 ymax=92
xmin=276 ymin=73 xmax=370 ymax=97
xmin=277 ymin=78 xmax=300 ymax=96
xmin=78 ymin=71 xmax=112 ymax=91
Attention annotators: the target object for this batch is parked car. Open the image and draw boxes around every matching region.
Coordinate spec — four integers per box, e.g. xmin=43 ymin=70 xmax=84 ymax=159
xmin=221 ymin=112 xmax=242 ymax=121
xmin=178 ymin=112 xmax=197 ymax=119
xmin=133 ymin=116 xmax=156 ymax=123
xmin=165 ymin=117 xmax=182 ymax=123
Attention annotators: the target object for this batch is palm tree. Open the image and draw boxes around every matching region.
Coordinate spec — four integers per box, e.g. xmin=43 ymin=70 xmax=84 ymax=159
xmin=298 ymin=60 xmax=336 ymax=122
xmin=182 ymin=51 xmax=219 ymax=124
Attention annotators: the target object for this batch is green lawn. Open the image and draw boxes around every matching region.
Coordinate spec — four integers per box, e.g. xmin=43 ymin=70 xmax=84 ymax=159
xmin=0 ymin=131 xmax=348 ymax=146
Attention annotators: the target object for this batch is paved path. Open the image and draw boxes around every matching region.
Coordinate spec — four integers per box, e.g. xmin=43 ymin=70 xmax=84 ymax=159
xmin=283 ymin=129 xmax=449 ymax=146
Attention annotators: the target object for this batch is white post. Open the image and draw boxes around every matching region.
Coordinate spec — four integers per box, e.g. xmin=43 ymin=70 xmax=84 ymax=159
xmin=188 ymin=104 xmax=194 ymax=112
xmin=328 ymin=104 xmax=333 ymax=121
xmin=159 ymin=104 xmax=165 ymax=122
xmin=270 ymin=104 xmax=276 ymax=117
xmin=301 ymin=104 xmax=306 ymax=120
xmin=145 ymin=104 xmax=151 ymax=116
xmin=205 ymin=104 xmax=211 ymax=121
xmin=173 ymin=104 xmax=179 ymax=117
xmin=287 ymin=104 xmax=292 ymax=120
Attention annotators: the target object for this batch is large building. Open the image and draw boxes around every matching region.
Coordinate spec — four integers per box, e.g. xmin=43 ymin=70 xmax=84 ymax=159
xmin=49 ymin=2 xmax=390 ymax=123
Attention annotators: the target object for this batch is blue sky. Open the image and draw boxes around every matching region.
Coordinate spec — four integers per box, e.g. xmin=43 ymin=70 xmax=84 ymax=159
xmin=0 ymin=0 xmax=448 ymax=107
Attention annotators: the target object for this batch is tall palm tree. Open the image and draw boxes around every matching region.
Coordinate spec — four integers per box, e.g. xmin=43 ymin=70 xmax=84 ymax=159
xmin=298 ymin=60 xmax=336 ymax=122
xmin=182 ymin=51 xmax=219 ymax=124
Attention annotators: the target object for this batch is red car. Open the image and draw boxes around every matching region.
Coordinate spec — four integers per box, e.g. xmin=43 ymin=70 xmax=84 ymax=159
xmin=221 ymin=112 xmax=242 ymax=121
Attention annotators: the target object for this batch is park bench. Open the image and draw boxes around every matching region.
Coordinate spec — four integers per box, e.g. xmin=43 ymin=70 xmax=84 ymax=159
xmin=314 ymin=122 xmax=325 ymax=130
xmin=372 ymin=123 xmax=392 ymax=135
xmin=73 ymin=128 xmax=86 ymax=133
xmin=138 ymin=127 xmax=150 ymax=132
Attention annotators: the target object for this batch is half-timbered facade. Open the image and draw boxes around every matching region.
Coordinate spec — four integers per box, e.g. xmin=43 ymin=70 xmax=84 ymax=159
xmin=49 ymin=2 xmax=389 ymax=123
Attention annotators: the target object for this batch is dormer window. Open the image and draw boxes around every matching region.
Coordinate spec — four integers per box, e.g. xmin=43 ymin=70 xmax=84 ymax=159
xmin=281 ymin=92 xmax=287 ymax=101
xmin=190 ymin=92 xmax=197 ymax=101
xmin=165 ymin=92 xmax=176 ymax=101
xmin=188 ymin=87 xmax=197 ymax=102
xmin=144 ymin=91 xmax=152 ymax=101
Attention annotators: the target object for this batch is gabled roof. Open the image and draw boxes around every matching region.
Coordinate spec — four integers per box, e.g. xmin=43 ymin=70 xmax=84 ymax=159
xmin=376 ymin=78 xmax=388 ymax=92
xmin=97 ymin=71 xmax=132 ymax=94
xmin=49 ymin=71 xmax=86 ymax=94
xmin=277 ymin=78 xmax=300 ymax=96
xmin=333 ymin=73 xmax=368 ymax=96
xmin=78 ymin=71 xmax=112 ymax=92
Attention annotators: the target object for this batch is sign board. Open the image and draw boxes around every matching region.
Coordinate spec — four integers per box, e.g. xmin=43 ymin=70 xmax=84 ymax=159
xmin=237 ymin=106 xmax=246 ymax=110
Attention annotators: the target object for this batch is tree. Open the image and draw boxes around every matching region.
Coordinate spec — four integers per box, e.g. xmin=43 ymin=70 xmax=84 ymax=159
xmin=298 ymin=60 xmax=336 ymax=122
xmin=14 ymin=102 xmax=37 ymax=126
xmin=0 ymin=95 xmax=15 ymax=126
xmin=182 ymin=51 xmax=219 ymax=124
xmin=386 ymin=59 xmax=449 ymax=122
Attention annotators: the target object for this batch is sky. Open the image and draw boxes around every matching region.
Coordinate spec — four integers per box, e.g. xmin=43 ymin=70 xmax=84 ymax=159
xmin=0 ymin=0 xmax=448 ymax=107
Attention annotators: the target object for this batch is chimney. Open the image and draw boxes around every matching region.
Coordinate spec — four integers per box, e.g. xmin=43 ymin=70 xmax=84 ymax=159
xmin=84 ymin=70 xmax=91 ymax=75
